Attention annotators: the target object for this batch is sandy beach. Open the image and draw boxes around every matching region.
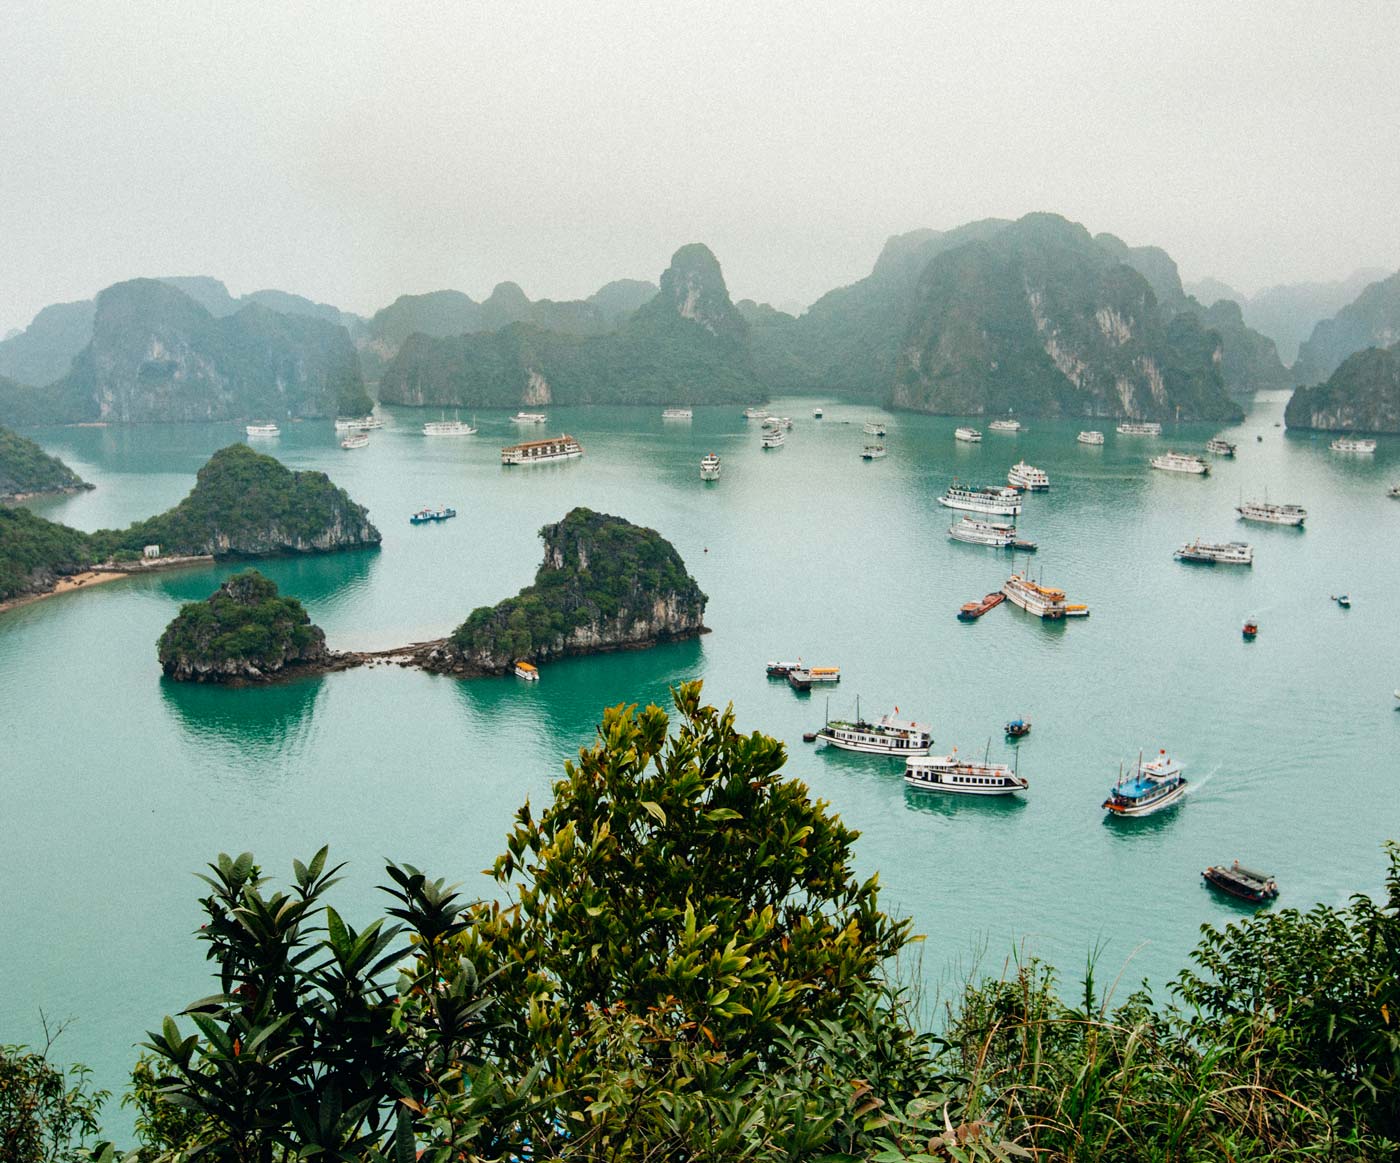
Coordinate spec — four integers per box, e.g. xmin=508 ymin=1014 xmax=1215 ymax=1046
xmin=0 ymin=570 xmax=126 ymax=615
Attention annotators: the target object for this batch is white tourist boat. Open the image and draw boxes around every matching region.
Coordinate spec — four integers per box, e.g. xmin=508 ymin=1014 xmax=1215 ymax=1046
xmin=861 ymin=444 xmax=887 ymax=460
xmin=1174 ymin=538 xmax=1254 ymax=566
xmin=1331 ymin=437 xmax=1376 ymax=453
xmin=335 ymin=415 xmax=384 ymax=431
xmin=787 ymin=666 xmax=841 ymax=690
xmin=245 ymin=423 xmax=280 ymax=437
xmin=989 ymin=418 xmax=1022 ymax=433
xmin=1077 ymin=430 xmax=1105 ymax=445
xmin=1002 ymin=571 xmax=1072 ymax=619
xmin=339 ymin=432 xmax=369 ymax=450
xmin=423 ymin=420 xmax=477 ymax=436
xmin=512 ymin=411 xmax=548 ymax=424
xmin=742 ymin=407 xmax=769 ymax=420
xmin=700 ymin=452 xmax=721 ymax=481
xmin=938 ymin=482 xmax=1023 ymax=516
xmin=662 ymin=407 xmax=693 ymax=420
xmin=1151 ymin=451 xmax=1210 ymax=475
xmin=812 ymin=407 xmax=823 ymax=418
xmin=1205 ymin=437 xmax=1237 ymax=456
xmin=766 ymin=415 xmax=794 ymax=430
xmin=1007 ymin=461 xmax=1050 ymax=491
xmin=501 ymin=434 xmax=583 ymax=465
xmin=954 ymin=426 xmax=982 ymax=443
xmin=761 ymin=428 xmax=786 ymax=449
xmin=816 ymin=702 xmax=932 ymax=756
xmin=904 ymin=752 xmax=1027 ymax=796
xmin=1103 ymin=750 xmax=1188 ymax=818
xmin=1117 ymin=421 xmax=1162 ymax=436
xmin=863 ymin=420 xmax=887 ymax=436
xmin=1236 ymin=499 xmax=1306 ymax=527
xmin=949 ymin=516 xmax=1017 ymax=547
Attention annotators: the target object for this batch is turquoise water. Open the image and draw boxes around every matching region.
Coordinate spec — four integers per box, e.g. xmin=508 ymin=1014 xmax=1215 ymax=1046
xmin=4 ymin=393 xmax=1399 ymax=1129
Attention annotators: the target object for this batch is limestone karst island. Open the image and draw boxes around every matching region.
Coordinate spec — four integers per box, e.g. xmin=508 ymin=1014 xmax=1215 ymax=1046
xmin=4 ymin=6 xmax=1400 ymax=1162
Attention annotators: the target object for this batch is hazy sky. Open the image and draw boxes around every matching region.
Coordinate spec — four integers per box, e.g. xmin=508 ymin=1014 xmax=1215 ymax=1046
xmin=3 ymin=1 xmax=1398 ymax=333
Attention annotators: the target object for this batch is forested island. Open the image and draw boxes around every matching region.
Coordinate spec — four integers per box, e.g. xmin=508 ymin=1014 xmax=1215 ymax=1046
xmin=157 ymin=569 xmax=331 ymax=682
xmin=0 ymin=423 xmax=91 ymax=501
xmin=8 ymin=685 xmax=1398 ymax=1162
xmin=1285 ymin=340 xmax=1400 ymax=432
xmin=0 ymin=444 xmax=379 ymax=605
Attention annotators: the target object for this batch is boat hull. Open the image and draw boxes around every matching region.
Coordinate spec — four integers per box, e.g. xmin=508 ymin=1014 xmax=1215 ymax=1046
xmin=818 ymin=733 xmax=931 ymax=756
xmin=904 ymin=775 xmax=1024 ymax=796
xmin=1103 ymin=780 xmax=1188 ymax=817
xmin=1202 ymin=868 xmax=1276 ymax=903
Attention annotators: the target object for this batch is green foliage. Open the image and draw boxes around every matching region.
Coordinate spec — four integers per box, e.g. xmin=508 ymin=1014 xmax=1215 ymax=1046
xmin=0 ymin=505 xmax=94 ymax=602
xmin=449 ymin=507 xmax=705 ymax=666
xmin=0 ymin=426 xmax=90 ymax=499
xmin=1285 ymin=340 xmax=1400 ymax=432
xmin=0 ymin=1035 xmax=108 ymax=1163
xmin=156 ymin=570 xmax=323 ymax=670
xmin=91 ymin=443 xmax=379 ymax=559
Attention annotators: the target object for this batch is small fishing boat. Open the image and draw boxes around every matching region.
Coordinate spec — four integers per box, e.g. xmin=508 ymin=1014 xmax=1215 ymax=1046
xmin=1332 ymin=593 xmax=1351 ymax=608
xmin=1202 ymin=861 xmax=1278 ymax=904
xmin=245 ymin=423 xmax=280 ymax=437
xmin=954 ymin=426 xmax=982 ymax=443
xmin=513 ymin=660 xmax=540 ymax=681
xmin=861 ymin=444 xmax=887 ymax=460
xmin=813 ymin=407 xmax=823 ymax=418
xmin=1205 ymin=437 xmax=1237 ymax=456
xmin=787 ymin=666 xmax=840 ymax=691
xmin=956 ymin=592 xmax=1005 ymax=621
xmin=765 ymin=660 xmax=801 ymax=678
xmin=1077 ymin=430 xmax=1105 ymax=445
xmin=662 ymin=407 xmax=693 ymax=420
xmin=1004 ymin=718 xmax=1031 ymax=738
xmin=1102 ymin=750 xmax=1187 ymax=818
xmin=1242 ymin=619 xmax=1258 ymax=640
xmin=410 ymin=506 xmax=457 ymax=524
xmin=904 ymin=750 xmax=1026 ymax=796
xmin=1330 ymin=437 xmax=1376 ymax=453
xmin=340 ymin=432 xmax=369 ymax=450
xmin=700 ymin=452 xmax=721 ymax=481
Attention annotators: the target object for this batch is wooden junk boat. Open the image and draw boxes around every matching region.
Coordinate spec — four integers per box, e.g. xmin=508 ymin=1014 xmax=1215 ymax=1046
xmin=1202 ymin=860 xmax=1278 ymax=904
xmin=957 ymin=592 xmax=1005 ymax=622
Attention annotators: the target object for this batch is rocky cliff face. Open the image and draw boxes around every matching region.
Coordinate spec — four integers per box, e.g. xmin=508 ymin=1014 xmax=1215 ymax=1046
xmin=378 ymin=246 xmax=759 ymax=408
xmin=432 ymin=508 xmax=707 ymax=675
xmin=93 ymin=443 xmax=381 ymax=559
xmin=1293 ymin=271 xmax=1400 ymax=384
xmin=1285 ymin=341 xmax=1400 ymax=432
xmin=890 ymin=214 xmax=1240 ymax=421
xmin=158 ymin=570 xmax=330 ymax=683
xmin=44 ymin=279 xmax=369 ymax=423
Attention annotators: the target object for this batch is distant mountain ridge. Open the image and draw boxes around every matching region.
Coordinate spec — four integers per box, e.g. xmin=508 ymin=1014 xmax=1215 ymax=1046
xmin=1292 ymin=271 xmax=1400 ymax=385
xmin=1286 ymin=339 xmax=1400 ymax=433
xmin=378 ymin=245 xmax=758 ymax=407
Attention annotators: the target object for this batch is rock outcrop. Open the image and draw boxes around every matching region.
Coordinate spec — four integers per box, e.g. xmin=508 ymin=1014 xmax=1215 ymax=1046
xmin=428 ymin=508 xmax=707 ymax=675
xmin=1293 ymin=271 xmax=1400 ymax=385
xmin=157 ymin=570 xmax=330 ymax=683
xmin=92 ymin=443 xmax=381 ymax=559
xmin=1285 ymin=341 xmax=1400 ymax=432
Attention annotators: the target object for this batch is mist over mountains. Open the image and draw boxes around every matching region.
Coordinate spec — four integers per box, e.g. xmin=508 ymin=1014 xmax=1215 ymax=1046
xmin=2 ymin=211 xmax=1397 ymax=428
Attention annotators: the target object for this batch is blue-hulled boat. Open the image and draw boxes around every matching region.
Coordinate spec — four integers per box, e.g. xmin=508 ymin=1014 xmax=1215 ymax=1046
xmin=1102 ymin=749 xmax=1187 ymax=817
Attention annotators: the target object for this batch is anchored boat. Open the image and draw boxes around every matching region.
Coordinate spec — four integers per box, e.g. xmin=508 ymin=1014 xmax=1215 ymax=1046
xmin=335 ymin=415 xmax=384 ymax=431
xmin=410 ymin=506 xmax=457 ymax=524
xmin=662 ymin=407 xmax=693 ymax=420
xmin=1330 ymin=437 xmax=1376 ymax=453
xmin=1117 ymin=421 xmax=1162 ymax=436
xmin=1102 ymin=750 xmax=1187 ymax=817
xmin=501 ymin=434 xmax=583 ymax=465
xmin=700 ymin=452 xmax=721 ymax=481
xmin=423 ymin=420 xmax=477 ymax=436
xmin=1077 ymin=430 xmax=1105 ymax=445
xmin=761 ymin=428 xmax=786 ymax=449
xmin=939 ymin=483 xmax=1023 ymax=516
xmin=340 ymin=432 xmax=369 ymax=450
xmin=816 ymin=699 xmax=932 ymax=756
xmin=787 ymin=666 xmax=840 ymax=691
xmin=511 ymin=411 xmax=549 ymax=424
xmin=1237 ymin=499 xmax=1306 ymax=527
xmin=954 ymin=426 xmax=982 ymax=443
xmin=1007 ymin=461 xmax=1050 ymax=491
xmin=245 ymin=423 xmax=280 ymax=437
xmin=1203 ymin=861 xmax=1278 ymax=903
xmin=1002 ymin=571 xmax=1072 ymax=619
xmin=949 ymin=516 xmax=1017 ymax=548
xmin=1151 ymin=451 xmax=1210 ymax=475
xmin=513 ymin=660 xmax=540 ymax=681
xmin=861 ymin=444 xmax=887 ymax=460
xmin=765 ymin=660 xmax=801 ymax=678
xmin=863 ymin=420 xmax=887 ymax=436
xmin=956 ymin=591 xmax=1005 ymax=621
xmin=1175 ymin=539 xmax=1253 ymax=566
xmin=1005 ymin=718 xmax=1031 ymax=738
xmin=1205 ymin=438 xmax=1237 ymax=456
xmin=989 ymin=418 xmax=1022 ymax=433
